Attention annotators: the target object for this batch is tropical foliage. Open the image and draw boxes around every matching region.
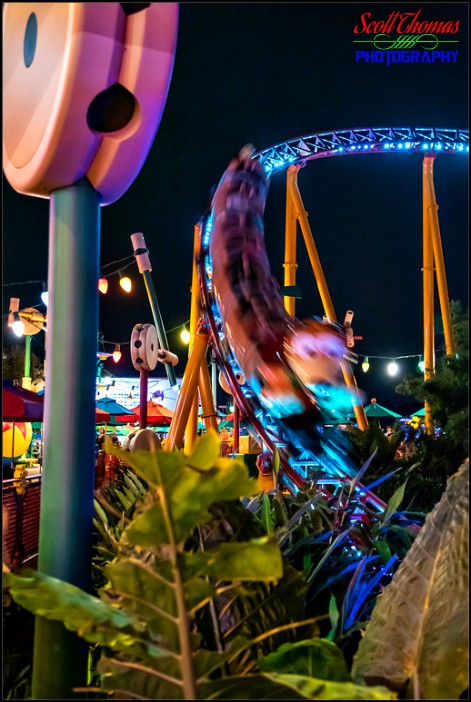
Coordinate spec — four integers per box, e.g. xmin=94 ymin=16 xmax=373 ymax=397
xmin=4 ymin=432 xmax=395 ymax=700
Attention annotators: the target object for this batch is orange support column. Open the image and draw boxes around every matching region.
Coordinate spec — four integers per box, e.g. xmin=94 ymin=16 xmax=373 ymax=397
xmin=423 ymin=155 xmax=455 ymax=356
xmin=166 ymin=325 xmax=209 ymax=451
xmin=184 ymin=223 xmax=203 ymax=450
xmin=283 ymin=166 xmax=299 ymax=315
xmin=289 ymin=170 xmax=368 ymax=431
xmin=422 ymin=156 xmax=436 ymax=435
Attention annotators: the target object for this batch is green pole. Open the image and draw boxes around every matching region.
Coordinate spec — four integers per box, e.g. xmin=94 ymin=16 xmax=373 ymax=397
xmin=32 ymin=178 xmax=100 ymax=699
xmin=23 ymin=334 xmax=31 ymax=388
xmin=142 ymin=269 xmax=177 ymax=389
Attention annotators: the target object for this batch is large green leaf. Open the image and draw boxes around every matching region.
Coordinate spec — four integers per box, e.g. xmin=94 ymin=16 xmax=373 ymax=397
xmin=3 ymin=570 xmax=162 ymax=660
xmin=185 ymin=538 xmax=283 ymax=582
xmin=123 ymin=455 xmax=257 ymax=546
xmin=198 ymin=672 xmax=397 ymax=699
xmin=352 ymin=460 xmax=469 ymax=699
xmin=260 ymin=638 xmax=350 ymax=681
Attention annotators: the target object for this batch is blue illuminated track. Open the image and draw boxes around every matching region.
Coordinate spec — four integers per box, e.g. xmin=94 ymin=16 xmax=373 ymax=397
xmin=255 ymin=126 xmax=468 ymax=175
xmin=198 ymin=127 xmax=468 ymax=507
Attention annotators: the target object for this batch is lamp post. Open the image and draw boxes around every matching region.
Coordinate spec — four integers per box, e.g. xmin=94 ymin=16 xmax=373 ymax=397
xmin=8 ymin=298 xmax=47 ymax=390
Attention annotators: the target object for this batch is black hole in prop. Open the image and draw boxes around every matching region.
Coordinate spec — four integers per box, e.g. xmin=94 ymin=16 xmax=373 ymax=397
xmin=120 ymin=3 xmax=151 ymax=15
xmin=136 ymin=357 xmax=143 ymax=364
xmin=87 ymin=83 xmax=136 ymax=133
xmin=23 ymin=13 xmax=37 ymax=68
xmin=134 ymin=340 xmax=142 ymax=348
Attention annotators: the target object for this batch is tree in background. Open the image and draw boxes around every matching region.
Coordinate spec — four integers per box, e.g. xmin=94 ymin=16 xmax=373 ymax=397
xmin=2 ymin=345 xmax=44 ymax=386
xmin=393 ymin=300 xmax=468 ymax=509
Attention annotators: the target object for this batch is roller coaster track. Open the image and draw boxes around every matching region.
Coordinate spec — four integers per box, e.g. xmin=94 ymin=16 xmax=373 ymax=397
xmin=198 ymin=126 xmax=468 ymax=509
xmin=255 ymin=126 xmax=468 ymax=174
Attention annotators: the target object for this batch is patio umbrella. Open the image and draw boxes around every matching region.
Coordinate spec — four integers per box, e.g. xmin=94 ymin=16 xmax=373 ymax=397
xmin=95 ymin=407 xmax=111 ymax=423
xmin=4 ymin=380 xmax=111 ymax=423
xmin=350 ymin=400 xmax=402 ymax=419
xmin=96 ymin=397 xmax=137 ymax=425
xmin=130 ymin=400 xmax=174 ymax=426
xmin=410 ymin=407 xmax=426 ymax=417
xmin=219 ymin=420 xmax=233 ymax=430
xmin=3 ymin=380 xmax=44 ymax=421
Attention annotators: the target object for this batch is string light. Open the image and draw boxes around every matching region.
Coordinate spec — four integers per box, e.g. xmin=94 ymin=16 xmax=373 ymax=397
xmin=180 ymin=325 xmax=190 ymax=344
xmin=357 ymin=352 xmax=425 ymax=375
xmin=418 ymin=357 xmax=425 ymax=373
xmin=98 ymin=277 xmax=109 ymax=294
xmin=112 ymin=343 xmax=122 ymax=363
xmin=11 ymin=312 xmax=25 ymax=337
xmin=40 ymin=282 xmax=48 ymax=306
xmin=118 ymin=271 xmax=132 ymax=293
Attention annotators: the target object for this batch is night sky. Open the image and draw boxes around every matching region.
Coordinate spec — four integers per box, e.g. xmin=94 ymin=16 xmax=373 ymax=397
xmin=3 ymin=3 xmax=469 ymax=415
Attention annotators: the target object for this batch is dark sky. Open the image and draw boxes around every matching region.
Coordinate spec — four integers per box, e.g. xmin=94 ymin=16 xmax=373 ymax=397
xmin=3 ymin=2 xmax=469 ymax=414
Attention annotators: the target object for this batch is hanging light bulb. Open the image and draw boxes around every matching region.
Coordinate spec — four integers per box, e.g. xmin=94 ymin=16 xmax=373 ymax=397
xmin=40 ymin=282 xmax=49 ymax=306
xmin=418 ymin=357 xmax=425 ymax=373
xmin=112 ymin=343 xmax=122 ymax=363
xmin=119 ymin=271 xmax=132 ymax=293
xmin=387 ymin=359 xmax=399 ymax=376
xmin=11 ymin=312 xmax=25 ymax=337
xmin=98 ymin=277 xmax=108 ymax=294
xmin=361 ymin=356 xmax=370 ymax=373
xmin=180 ymin=325 xmax=190 ymax=344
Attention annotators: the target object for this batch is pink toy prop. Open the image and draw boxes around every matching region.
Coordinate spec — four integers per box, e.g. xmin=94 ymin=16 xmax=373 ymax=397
xmin=3 ymin=3 xmax=178 ymax=204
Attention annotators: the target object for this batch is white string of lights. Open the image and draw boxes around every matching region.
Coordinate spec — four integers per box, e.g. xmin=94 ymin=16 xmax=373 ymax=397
xmin=356 ymin=353 xmax=425 ymax=375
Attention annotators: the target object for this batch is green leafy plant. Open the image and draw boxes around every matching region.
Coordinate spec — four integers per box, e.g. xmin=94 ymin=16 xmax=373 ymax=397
xmin=352 ymin=459 xmax=469 ymax=699
xmin=92 ymin=463 xmax=148 ymax=591
xmin=4 ymin=432 xmax=394 ymax=700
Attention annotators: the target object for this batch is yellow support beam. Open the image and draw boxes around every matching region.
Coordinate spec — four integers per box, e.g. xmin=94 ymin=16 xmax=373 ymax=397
xmin=283 ymin=166 xmax=298 ymax=315
xmin=422 ymin=156 xmax=436 ymax=435
xmin=184 ymin=223 xmax=203 ymax=450
xmin=287 ymin=169 xmax=368 ymax=431
xmin=423 ymin=155 xmax=456 ymax=356
xmin=166 ymin=324 xmax=210 ymax=452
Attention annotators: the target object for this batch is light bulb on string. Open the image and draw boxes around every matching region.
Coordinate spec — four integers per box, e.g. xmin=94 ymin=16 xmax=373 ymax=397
xmin=119 ymin=271 xmax=132 ymax=293
xmin=11 ymin=312 xmax=25 ymax=337
xmin=112 ymin=344 xmax=122 ymax=363
xmin=387 ymin=359 xmax=399 ymax=376
xmin=40 ymin=282 xmax=49 ymax=306
xmin=361 ymin=356 xmax=370 ymax=373
xmin=98 ymin=277 xmax=108 ymax=294
xmin=418 ymin=357 xmax=425 ymax=373
xmin=180 ymin=325 xmax=190 ymax=344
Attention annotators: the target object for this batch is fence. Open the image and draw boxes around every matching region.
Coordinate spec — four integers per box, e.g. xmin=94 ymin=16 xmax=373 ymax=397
xmin=3 ymin=473 xmax=42 ymax=569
